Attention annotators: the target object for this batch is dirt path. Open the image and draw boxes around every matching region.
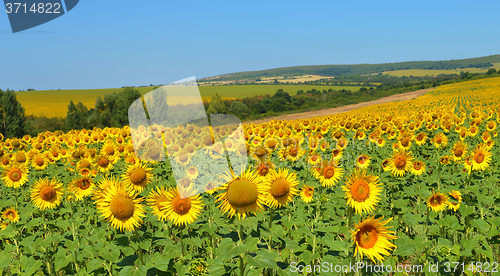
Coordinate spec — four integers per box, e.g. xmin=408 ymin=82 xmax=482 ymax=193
xmin=244 ymin=88 xmax=433 ymax=124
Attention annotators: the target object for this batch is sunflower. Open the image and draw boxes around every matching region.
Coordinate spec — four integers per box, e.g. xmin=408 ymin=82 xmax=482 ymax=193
xmin=427 ymin=192 xmax=449 ymax=212
xmin=410 ymin=161 xmax=426 ymax=176
xmin=336 ymin=137 xmax=349 ymax=150
xmin=376 ymin=137 xmax=386 ymax=148
xmin=471 ymin=144 xmax=492 ymax=171
xmin=279 ymin=145 xmax=305 ymax=162
xmin=343 ymin=170 xmax=383 ymax=214
xmin=215 ymin=168 xmax=267 ymax=219
xmin=94 ymin=154 xmax=116 ymax=173
xmin=313 ymin=159 xmax=344 ymax=187
xmin=254 ymin=158 xmax=275 ymax=177
xmin=351 ymin=216 xmax=397 ymax=263
xmin=438 ymin=153 xmax=452 ymax=165
xmin=147 ymin=186 xmax=170 ymax=221
xmin=381 ymin=159 xmax=391 ymax=172
xmin=307 ymin=151 xmax=322 ymax=166
xmin=397 ymin=133 xmax=413 ymax=150
xmin=451 ymin=141 xmax=468 ymax=162
xmin=96 ymin=180 xmax=145 ymax=232
xmin=185 ymin=166 xmax=200 ymax=181
xmin=389 ymin=149 xmax=414 ymax=177
xmin=161 ymin=186 xmax=204 ymax=226
xmin=432 ymin=132 xmax=448 ymax=148
xmin=68 ymin=176 xmax=94 ymax=200
xmin=263 ymin=168 xmax=299 ymax=208
xmin=463 ymin=155 xmax=473 ymax=174
xmin=448 ymin=190 xmax=462 ymax=212
xmin=2 ymin=163 xmax=29 ymax=188
xmin=356 ymin=154 xmax=371 ymax=169
xmin=31 ymin=154 xmax=49 ymax=170
xmin=122 ymin=163 xmax=153 ymax=193
xmin=1 ymin=207 xmax=20 ymax=223
xmin=300 ymin=185 xmax=314 ymax=203
xmin=332 ymin=148 xmax=343 ymax=161
xmin=30 ymin=177 xmax=64 ymax=210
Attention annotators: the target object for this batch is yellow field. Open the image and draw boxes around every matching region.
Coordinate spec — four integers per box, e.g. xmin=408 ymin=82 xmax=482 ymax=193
xmin=383 ymin=62 xmax=500 ymax=77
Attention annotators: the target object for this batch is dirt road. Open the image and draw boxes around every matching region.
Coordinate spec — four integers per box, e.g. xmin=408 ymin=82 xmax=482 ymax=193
xmin=244 ymin=88 xmax=433 ymax=124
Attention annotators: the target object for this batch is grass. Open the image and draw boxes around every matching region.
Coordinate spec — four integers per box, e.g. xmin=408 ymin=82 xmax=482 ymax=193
xmin=383 ymin=63 xmax=500 ymax=77
xmin=16 ymin=85 xmax=362 ymax=118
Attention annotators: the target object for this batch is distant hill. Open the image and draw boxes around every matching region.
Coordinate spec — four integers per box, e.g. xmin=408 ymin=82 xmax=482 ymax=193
xmin=200 ymin=54 xmax=500 ymax=81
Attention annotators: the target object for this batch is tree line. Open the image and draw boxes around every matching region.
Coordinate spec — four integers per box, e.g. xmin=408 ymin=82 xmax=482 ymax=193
xmin=1 ymin=68 xmax=499 ymax=138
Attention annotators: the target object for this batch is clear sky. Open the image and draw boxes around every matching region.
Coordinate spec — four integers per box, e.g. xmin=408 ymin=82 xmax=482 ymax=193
xmin=1 ymin=0 xmax=499 ymax=91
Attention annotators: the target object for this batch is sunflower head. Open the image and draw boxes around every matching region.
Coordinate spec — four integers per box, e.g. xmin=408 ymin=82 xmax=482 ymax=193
xmin=30 ymin=178 xmax=64 ymax=210
xmin=427 ymin=191 xmax=449 ymax=212
xmin=263 ymin=168 xmax=299 ymax=208
xmin=351 ymin=216 xmax=397 ymax=263
xmin=1 ymin=207 xmax=20 ymax=223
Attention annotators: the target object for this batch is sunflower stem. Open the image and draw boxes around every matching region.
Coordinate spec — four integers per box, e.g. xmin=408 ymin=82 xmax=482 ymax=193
xmin=268 ymin=208 xmax=274 ymax=250
xmin=179 ymin=226 xmax=186 ymax=257
xmin=134 ymin=229 xmax=145 ymax=266
xmin=238 ymin=223 xmax=246 ymax=276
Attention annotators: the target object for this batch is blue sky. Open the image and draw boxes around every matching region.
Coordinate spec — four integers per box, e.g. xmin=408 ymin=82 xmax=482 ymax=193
xmin=1 ymin=1 xmax=499 ymax=91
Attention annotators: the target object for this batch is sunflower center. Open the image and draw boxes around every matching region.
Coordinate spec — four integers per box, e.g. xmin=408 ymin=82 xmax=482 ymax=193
xmin=351 ymin=179 xmax=370 ymax=202
xmin=178 ymin=154 xmax=188 ymax=163
xmin=40 ymin=186 xmax=57 ymax=201
xmin=16 ymin=154 xmax=26 ymax=162
xmin=36 ymin=159 xmax=44 ymax=166
xmin=104 ymin=146 xmax=114 ymax=155
xmin=99 ymin=158 xmax=109 ymax=167
xmin=358 ymin=156 xmax=366 ymax=164
xmin=356 ymin=225 xmax=378 ymax=249
xmin=148 ymin=148 xmax=160 ymax=160
xmin=304 ymin=187 xmax=313 ymax=197
xmin=130 ymin=169 xmax=147 ymax=185
xmin=110 ymin=195 xmax=135 ymax=221
xmin=9 ymin=169 xmax=22 ymax=181
xmin=78 ymin=178 xmax=91 ymax=189
xmin=238 ymin=144 xmax=247 ymax=155
xmin=227 ymin=179 xmax=258 ymax=208
xmin=81 ymin=159 xmax=91 ymax=168
xmin=454 ymin=148 xmax=463 ymax=157
xmin=431 ymin=196 xmax=442 ymax=206
xmin=271 ymin=179 xmax=290 ymax=199
xmin=395 ymin=156 xmax=406 ymax=169
xmin=475 ymin=152 xmax=484 ymax=163
xmin=267 ymin=140 xmax=276 ymax=149
xmin=172 ymin=197 xmax=191 ymax=215
xmin=289 ymin=148 xmax=298 ymax=157
xmin=255 ymin=147 xmax=266 ymax=157
xmin=401 ymin=137 xmax=410 ymax=147
xmin=323 ymin=166 xmax=335 ymax=179
xmin=258 ymin=166 xmax=269 ymax=176
xmin=414 ymin=162 xmax=422 ymax=170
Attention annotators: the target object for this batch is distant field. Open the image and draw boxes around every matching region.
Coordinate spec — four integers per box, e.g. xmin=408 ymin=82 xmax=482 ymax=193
xmin=16 ymin=84 xmax=362 ymax=117
xmin=198 ymin=84 xmax=361 ymax=98
xmin=383 ymin=63 xmax=500 ymax=77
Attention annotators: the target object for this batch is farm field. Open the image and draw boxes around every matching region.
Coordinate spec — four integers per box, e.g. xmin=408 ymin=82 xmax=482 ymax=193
xmin=383 ymin=62 xmax=500 ymax=77
xmin=15 ymin=85 xmax=363 ymax=118
xmin=1 ymin=77 xmax=500 ymax=275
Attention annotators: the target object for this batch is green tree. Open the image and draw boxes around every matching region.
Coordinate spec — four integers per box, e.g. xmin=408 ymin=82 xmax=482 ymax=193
xmin=207 ymin=92 xmax=226 ymax=114
xmin=229 ymin=101 xmax=250 ymax=118
xmin=1 ymin=89 xmax=26 ymax=138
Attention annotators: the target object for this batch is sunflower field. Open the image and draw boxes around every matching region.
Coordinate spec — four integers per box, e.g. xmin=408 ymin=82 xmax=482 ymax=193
xmin=1 ymin=77 xmax=500 ymax=276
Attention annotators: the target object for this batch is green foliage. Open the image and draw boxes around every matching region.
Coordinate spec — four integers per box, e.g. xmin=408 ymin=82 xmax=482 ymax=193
xmin=229 ymin=101 xmax=250 ymax=118
xmin=0 ymin=89 xmax=27 ymax=138
xmin=207 ymin=92 xmax=227 ymax=114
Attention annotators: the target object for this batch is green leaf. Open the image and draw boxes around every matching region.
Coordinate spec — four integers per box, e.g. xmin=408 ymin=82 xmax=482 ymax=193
xmin=55 ymin=253 xmax=71 ymax=271
xmin=87 ymin=259 xmax=105 ymax=273
xmin=271 ymin=224 xmax=285 ymax=238
xmin=23 ymin=256 xmax=43 ymax=276
xmin=393 ymin=243 xmax=415 ymax=257
xmin=0 ymin=250 xmax=11 ymax=270
xmin=315 ymin=225 xmax=340 ymax=233
xmin=247 ymin=250 xmax=279 ymax=269
xmin=119 ymin=265 xmax=148 ymax=276
xmin=471 ymin=219 xmax=490 ymax=233
xmin=218 ymin=238 xmax=247 ymax=262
